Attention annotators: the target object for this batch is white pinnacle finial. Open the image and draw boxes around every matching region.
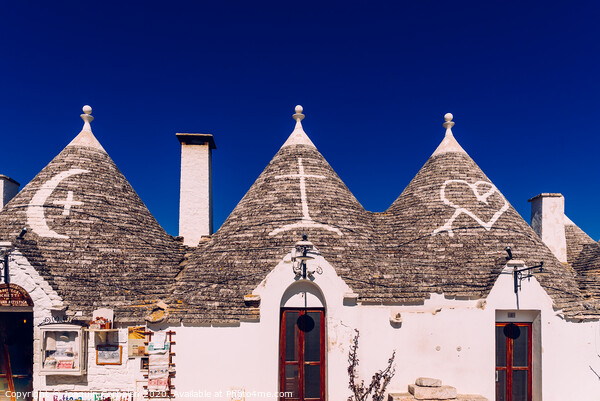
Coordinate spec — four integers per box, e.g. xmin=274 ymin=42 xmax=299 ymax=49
xmin=431 ymin=112 xmax=465 ymax=156
xmin=293 ymin=105 xmax=305 ymax=122
xmin=443 ymin=112 xmax=455 ymax=130
xmin=80 ymin=105 xmax=94 ymax=132
xmin=68 ymin=104 xmax=105 ymax=151
xmin=280 ymin=104 xmax=315 ymax=148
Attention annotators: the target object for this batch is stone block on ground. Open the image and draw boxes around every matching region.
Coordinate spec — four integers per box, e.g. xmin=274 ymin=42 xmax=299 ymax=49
xmin=388 ymin=393 xmax=415 ymax=401
xmin=456 ymin=396 xmax=488 ymax=401
xmin=415 ymin=377 xmax=442 ymax=387
xmin=388 ymin=393 xmax=488 ymax=401
xmin=408 ymin=384 xmax=458 ymax=400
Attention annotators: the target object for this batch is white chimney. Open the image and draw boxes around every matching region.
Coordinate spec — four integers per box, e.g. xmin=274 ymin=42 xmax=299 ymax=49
xmin=0 ymin=175 xmax=20 ymax=210
xmin=528 ymin=193 xmax=567 ymax=263
xmin=177 ymin=133 xmax=216 ymax=247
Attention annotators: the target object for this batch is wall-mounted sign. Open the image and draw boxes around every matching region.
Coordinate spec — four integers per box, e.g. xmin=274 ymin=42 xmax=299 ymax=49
xmin=39 ymin=316 xmax=75 ymax=326
xmin=0 ymin=284 xmax=33 ymax=307
xmin=38 ymin=391 xmax=133 ymax=401
xmin=96 ymin=344 xmax=122 ymax=365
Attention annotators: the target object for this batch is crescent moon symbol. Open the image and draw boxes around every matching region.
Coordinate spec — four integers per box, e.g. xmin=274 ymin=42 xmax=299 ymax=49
xmin=26 ymin=169 xmax=90 ymax=239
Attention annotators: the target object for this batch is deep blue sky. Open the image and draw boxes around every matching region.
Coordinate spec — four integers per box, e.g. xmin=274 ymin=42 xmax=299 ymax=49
xmin=1 ymin=1 xmax=599 ymax=240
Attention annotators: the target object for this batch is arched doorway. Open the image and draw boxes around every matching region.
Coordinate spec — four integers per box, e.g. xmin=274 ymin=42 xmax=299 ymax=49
xmin=279 ymin=282 xmax=326 ymax=401
xmin=0 ymin=284 xmax=33 ymax=401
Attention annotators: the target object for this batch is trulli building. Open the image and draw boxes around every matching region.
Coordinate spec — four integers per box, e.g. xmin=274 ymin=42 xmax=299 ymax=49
xmin=0 ymin=106 xmax=598 ymax=401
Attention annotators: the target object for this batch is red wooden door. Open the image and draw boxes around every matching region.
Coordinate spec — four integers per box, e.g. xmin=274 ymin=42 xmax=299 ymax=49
xmin=279 ymin=309 xmax=325 ymax=401
xmin=495 ymin=322 xmax=532 ymax=401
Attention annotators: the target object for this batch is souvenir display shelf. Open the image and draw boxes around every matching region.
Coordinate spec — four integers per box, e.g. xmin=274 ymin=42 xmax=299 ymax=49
xmin=88 ymin=313 xmax=117 ymax=343
xmin=143 ymin=330 xmax=176 ymax=399
xmin=40 ymin=324 xmax=87 ymax=375
xmin=87 ymin=328 xmax=119 ymax=344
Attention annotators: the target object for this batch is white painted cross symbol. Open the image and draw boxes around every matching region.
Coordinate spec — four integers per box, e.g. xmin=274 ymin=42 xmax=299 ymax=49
xmin=52 ymin=191 xmax=84 ymax=216
xmin=269 ymin=158 xmax=343 ymax=236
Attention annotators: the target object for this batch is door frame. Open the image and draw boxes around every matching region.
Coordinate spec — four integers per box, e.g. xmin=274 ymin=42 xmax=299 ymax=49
xmin=0 ymin=311 xmax=34 ymax=401
xmin=279 ymin=308 xmax=326 ymax=401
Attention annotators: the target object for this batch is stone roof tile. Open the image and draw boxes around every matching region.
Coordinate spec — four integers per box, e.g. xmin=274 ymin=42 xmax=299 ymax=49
xmin=565 ymin=219 xmax=600 ymax=300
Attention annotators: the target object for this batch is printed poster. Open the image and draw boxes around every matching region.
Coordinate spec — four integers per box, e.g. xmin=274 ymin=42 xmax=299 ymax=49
xmin=128 ymin=326 xmax=146 ymax=357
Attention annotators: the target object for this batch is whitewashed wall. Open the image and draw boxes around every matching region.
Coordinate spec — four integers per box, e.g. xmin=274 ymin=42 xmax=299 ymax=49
xmin=5 ymin=248 xmax=600 ymax=400
xmin=173 ymin=252 xmax=600 ymax=401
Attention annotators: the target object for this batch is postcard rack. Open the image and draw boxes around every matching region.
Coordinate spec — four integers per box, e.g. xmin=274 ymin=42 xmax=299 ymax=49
xmin=143 ymin=330 xmax=176 ymax=399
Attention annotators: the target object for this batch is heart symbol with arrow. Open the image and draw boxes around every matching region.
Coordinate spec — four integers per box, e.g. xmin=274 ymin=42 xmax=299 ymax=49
xmin=433 ymin=179 xmax=509 ymax=237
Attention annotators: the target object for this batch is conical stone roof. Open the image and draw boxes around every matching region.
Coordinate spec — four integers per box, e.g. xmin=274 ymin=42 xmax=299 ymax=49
xmin=382 ymin=114 xmax=597 ymax=318
xmin=565 ymin=217 xmax=600 ymax=300
xmin=172 ymin=106 xmax=377 ymax=323
xmin=172 ymin=110 xmax=598 ymax=323
xmin=3 ymin=107 xmax=594 ymax=323
xmin=0 ymin=107 xmax=185 ymax=321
